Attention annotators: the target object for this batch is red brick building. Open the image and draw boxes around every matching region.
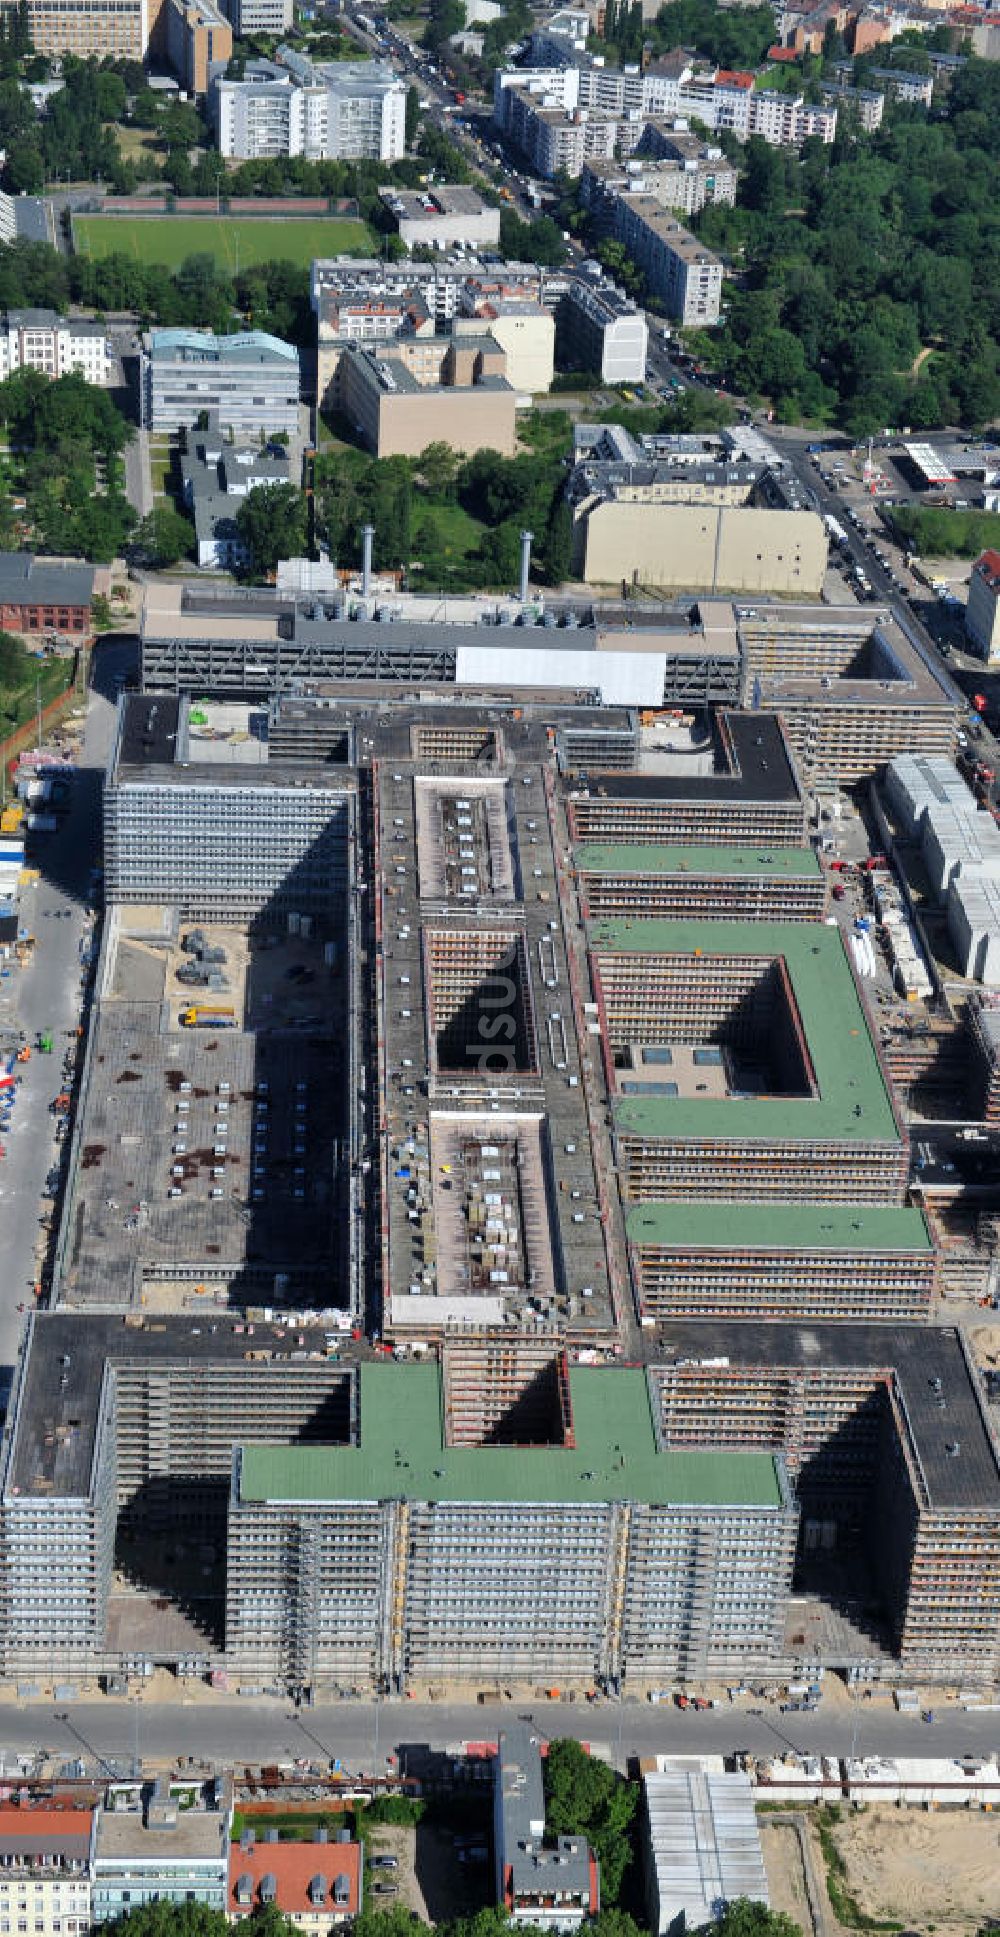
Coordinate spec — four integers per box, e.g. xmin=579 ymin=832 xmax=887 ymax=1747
xmin=0 ymin=551 xmax=95 ymax=638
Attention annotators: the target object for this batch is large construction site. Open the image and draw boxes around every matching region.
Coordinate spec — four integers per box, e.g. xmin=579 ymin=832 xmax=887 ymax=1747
xmin=4 ymin=610 xmax=1000 ymax=1697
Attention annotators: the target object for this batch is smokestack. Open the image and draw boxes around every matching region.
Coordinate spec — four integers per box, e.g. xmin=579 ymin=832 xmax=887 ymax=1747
xmin=519 ymin=529 xmax=533 ymax=605
xmin=361 ymin=524 xmax=375 ymax=598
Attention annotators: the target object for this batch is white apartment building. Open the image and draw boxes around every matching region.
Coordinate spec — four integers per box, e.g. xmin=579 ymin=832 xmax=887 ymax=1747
xmin=582 ymin=149 xmax=737 ymax=222
xmin=558 ymin=276 xmax=648 ymax=384
xmin=227 ymin=0 xmax=292 ymax=32
xmin=496 ymin=54 xmax=837 ymax=167
xmin=612 ymin=195 xmax=723 ymax=324
xmin=0 ymin=308 xmax=111 ymax=384
xmin=215 ymin=56 xmax=405 ymax=161
xmin=749 ymin=89 xmax=837 ymax=144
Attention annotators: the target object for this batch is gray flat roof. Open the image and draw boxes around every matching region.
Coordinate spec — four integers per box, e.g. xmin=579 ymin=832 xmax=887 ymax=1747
xmin=0 ymin=550 xmax=94 ymax=608
xmin=650 ymin=1321 xmax=1000 ymax=1511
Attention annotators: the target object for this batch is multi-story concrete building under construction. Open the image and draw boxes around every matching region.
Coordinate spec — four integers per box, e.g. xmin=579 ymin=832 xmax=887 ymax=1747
xmin=104 ymin=695 xmax=353 ymax=922
xmin=4 ymin=1316 xmax=1000 ymax=1689
xmin=0 ymin=1319 xmax=796 ymax=1691
xmin=589 ymin=915 xmax=908 ymax=1204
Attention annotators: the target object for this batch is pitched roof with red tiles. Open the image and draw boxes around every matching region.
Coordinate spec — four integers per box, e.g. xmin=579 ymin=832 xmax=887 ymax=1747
xmin=767 ymin=44 xmax=800 ymax=59
xmin=229 ymin=1838 xmax=362 ymax=1921
xmin=715 ymin=69 xmax=756 ymax=88
xmin=0 ymin=1807 xmax=93 ymax=1861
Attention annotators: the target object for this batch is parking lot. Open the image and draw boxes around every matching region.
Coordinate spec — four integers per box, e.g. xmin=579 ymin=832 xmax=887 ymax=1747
xmin=55 ymin=912 xmax=351 ymax=1311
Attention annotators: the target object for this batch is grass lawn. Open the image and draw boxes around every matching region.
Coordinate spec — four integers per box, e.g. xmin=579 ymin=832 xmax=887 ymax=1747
xmin=73 ymin=214 xmax=372 ymax=272
xmin=416 ymin=499 xmax=486 ymax=559
xmin=114 ymin=125 xmax=164 ymax=163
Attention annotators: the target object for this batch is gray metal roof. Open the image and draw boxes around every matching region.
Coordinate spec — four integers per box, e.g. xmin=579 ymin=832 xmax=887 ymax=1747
xmin=0 ymin=550 xmax=94 ymax=608
xmin=644 ymin=1769 xmax=767 ymax=1934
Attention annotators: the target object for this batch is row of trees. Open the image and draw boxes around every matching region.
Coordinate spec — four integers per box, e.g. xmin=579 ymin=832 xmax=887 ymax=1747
xmin=690 ymin=61 xmax=1000 ymax=433
xmin=0 ymin=238 xmax=318 ymax=345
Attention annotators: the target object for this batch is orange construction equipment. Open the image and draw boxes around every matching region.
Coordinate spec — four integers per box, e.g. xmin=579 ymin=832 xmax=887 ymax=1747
xmin=16 ymin=1046 xmax=30 ymax=1063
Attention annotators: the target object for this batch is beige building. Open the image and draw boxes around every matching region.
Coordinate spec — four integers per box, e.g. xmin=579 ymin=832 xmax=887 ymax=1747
xmin=455 ymin=305 xmax=554 ymax=393
xmin=17 ymin=0 xmax=151 ymax=57
xmin=339 ymin=335 xmax=517 ymax=458
xmin=165 ymin=0 xmax=231 ymax=94
xmin=575 ymin=501 xmax=827 ymax=595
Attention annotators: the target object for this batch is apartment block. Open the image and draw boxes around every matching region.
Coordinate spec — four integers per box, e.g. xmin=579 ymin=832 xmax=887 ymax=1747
xmin=165 ymin=0 xmax=231 ymax=94
xmin=557 ymin=277 xmax=648 ymax=384
xmin=581 ymin=150 xmax=737 ymax=223
xmin=145 ymin=327 xmax=300 ymax=436
xmin=576 ymin=844 xmax=827 ymax=922
xmin=870 ymin=65 xmax=933 ymax=104
xmin=965 ymin=550 xmax=1000 ymax=663
xmin=215 ymin=56 xmax=405 ymax=161
xmin=628 ymin=1202 xmax=936 ymax=1324
xmin=0 ymin=1808 xmax=93 ymax=1937
xmin=748 ymin=88 xmax=837 ymax=143
xmin=819 ymin=81 xmax=884 ymax=129
xmin=339 ymin=335 xmax=516 ymax=458
xmin=227 ymin=0 xmax=291 ymax=32
xmin=496 ymin=51 xmax=837 ymax=163
xmin=495 ymin=1726 xmax=598 ymax=1932
xmin=0 ymin=308 xmax=111 ymax=384
xmin=13 ymin=0 xmax=148 ymax=58
xmin=104 ymin=695 xmax=353 ymax=921
xmin=610 ymin=196 xmax=722 ymax=324
xmin=501 ymin=86 xmax=618 ymax=179
xmin=589 ymin=917 xmax=908 ymax=1204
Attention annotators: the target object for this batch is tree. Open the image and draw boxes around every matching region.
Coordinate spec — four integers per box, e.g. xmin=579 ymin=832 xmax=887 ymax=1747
xmin=417 ymin=441 xmax=459 ymax=500
xmin=132 ymin=506 xmax=195 ymax=568
xmin=235 ymin=482 xmax=307 ymax=578
xmin=714 ymin=1902 xmax=805 ymax=1937
xmin=543 ymin=1739 xmax=639 ymax=1906
xmin=541 ymin=494 xmax=573 ymax=585
xmin=405 ymin=84 xmax=420 ymax=147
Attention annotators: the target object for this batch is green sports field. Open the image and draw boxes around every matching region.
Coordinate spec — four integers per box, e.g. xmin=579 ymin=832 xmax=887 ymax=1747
xmin=73 ymin=214 xmax=372 ymax=272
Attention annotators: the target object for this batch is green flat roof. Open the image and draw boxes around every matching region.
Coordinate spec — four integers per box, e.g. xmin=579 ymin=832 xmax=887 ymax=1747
xmin=577 ymin=845 xmax=823 ymax=880
xmin=627 ymin=1201 xmax=932 ymax=1253
xmin=237 ymin=1363 xmax=784 ymax=1509
xmin=590 ymin=917 xmax=901 ymax=1146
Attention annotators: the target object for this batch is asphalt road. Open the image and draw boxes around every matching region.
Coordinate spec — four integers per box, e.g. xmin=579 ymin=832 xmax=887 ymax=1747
xmin=2 ymin=1696 xmax=999 ymax=1778
xmin=0 ymin=639 xmax=133 ymax=1381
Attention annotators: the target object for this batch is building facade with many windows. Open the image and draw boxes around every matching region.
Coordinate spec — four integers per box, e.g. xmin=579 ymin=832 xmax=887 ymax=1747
xmin=145 ymin=327 xmax=300 ymax=436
